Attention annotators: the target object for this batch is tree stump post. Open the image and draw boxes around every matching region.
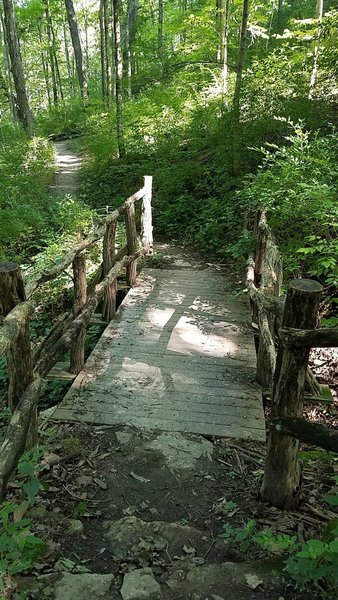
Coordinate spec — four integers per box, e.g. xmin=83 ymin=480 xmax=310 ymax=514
xmin=141 ymin=175 xmax=153 ymax=255
xmin=125 ymin=203 xmax=138 ymax=287
xmin=70 ymin=254 xmax=87 ymax=374
xmin=260 ymin=279 xmax=323 ymax=509
xmin=102 ymin=220 xmax=117 ymax=322
xmin=0 ymin=263 xmax=37 ymax=446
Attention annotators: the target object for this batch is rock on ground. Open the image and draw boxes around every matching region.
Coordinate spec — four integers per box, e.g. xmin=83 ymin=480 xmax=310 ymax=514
xmin=147 ymin=432 xmax=213 ymax=470
xmin=103 ymin=516 xmax=226 ymax=562
xmin=121 ymin=568 xmax=162 ymax=600
xmin=54 ymin=573 xmax=114 ymax=600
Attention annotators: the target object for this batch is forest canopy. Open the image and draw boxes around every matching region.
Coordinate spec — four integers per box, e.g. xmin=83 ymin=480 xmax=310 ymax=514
xmin=0 ymin=0 xmax=337 ymax=300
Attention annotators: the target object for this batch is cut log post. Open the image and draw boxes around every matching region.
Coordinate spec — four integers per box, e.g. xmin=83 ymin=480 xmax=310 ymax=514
xmin=125 ymin=203 xmax=138 ymax=287
xmin=0 ymin=262 xmax=36 ymax=447
xmin=70 ymin=253 xmax=87 ymax=375
xmin=260 ymin=279 xmax=323 ymax=509
xmin=270 ymin=417 xmax=338 ymax=454
xmin=141 ymin=176 xmax=153 ymax=255
xmin=102 ymin=220 xmax=117 ymax=322
xmin=0 ymin=262 xmax=26 ymax=316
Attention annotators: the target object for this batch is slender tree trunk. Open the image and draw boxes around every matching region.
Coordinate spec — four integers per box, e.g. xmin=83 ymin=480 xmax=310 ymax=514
xmin=112 ymin=0 xmax=125 ymax=157
xmin=2 ymin=0 xmax=33 ymax=133
xmin=103 ymin=0 xmax=111 ymax=106
xmin=180 ymin=0 xmax=187 ymax=45
xmin=50 ymin=19 xmax=64 ymax=101
xmin=99 ymin=0 xmax=107 ymax=102
xmin=0 ymin=10 xmax=17 ymax=122
xmin=37 ymin=18 xmax=51 ymax=107
xmin=64 ymin=0 xmax=88 ymax=101
xmin=308 ymin=0 xmax=323 ymax=99
xmin=220 ymin=0 xmax=230 ymax=104
xmin=232 ymin=0 xmax=249 ymax=175
xmin=44 ymin=0 xmax=58 ymax=105
xmin=127 ymin=0 xmax=138 ymax=97
xmin=158 ymin=0 xmax=163 ymax=76
xmin=63 ymin=16 xmax=74 ymax=96
xmin=84 ymin=9 xmax=90 ymax=78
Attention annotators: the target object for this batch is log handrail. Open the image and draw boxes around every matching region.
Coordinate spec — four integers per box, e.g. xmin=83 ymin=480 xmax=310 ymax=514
xmin=0 ymin=177 xmax=153 ymax=496
xmin=25 ymin=182 xmax=150 ymax=298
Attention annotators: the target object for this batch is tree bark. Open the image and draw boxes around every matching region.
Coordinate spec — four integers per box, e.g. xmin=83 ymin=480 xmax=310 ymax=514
xmin=232 ymin=0 xmax=249 ymax=175
xmin=102 ymin=221 xmax=117 ymax=321
xmin=279 ymin=327 xmax=338 ymax=349
xmin=125 ymin=203 xmax=138 ymax=286
xmin=44 ymin=0 xmax=58 ymax=105
xmin=112 ymin=0 xmax=125 ymax=158
xmin=103 ymin=0 xmax=111 ymax=105
xmin=261 ymin=279 xmax=323 ymax=509
xmin=64 ymin=0 xmax=88 ymax=101
xmin=308 ymin=0 xmax=324 ymax=99
xmin=0 ymin=262 xmax=36 ymax=446
xmin=37 ymin=17 xmax=52 ymax=107
xmin=2 ymin=0 xmax=33 ymax=133
xmin=158 ymin=0 xmax=163 ymax=76
xmin=99 ymin=0 xmax=107 ymax=101
xmin=219 ymin=0 xmax=230 ymax=104
xmin=70 ymin=254 xmax=87 ymax=375
xmin=141 ymin=176 xmax=153 ymax=255
xmin=270 ymin=417 xmax=338 ymax=454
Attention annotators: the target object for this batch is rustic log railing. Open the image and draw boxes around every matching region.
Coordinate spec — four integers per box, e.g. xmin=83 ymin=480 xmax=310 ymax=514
xmin=0 ymin=176 xmax=153 ymax=495
xmin=247 ymin=211 xmax=338 ymax=509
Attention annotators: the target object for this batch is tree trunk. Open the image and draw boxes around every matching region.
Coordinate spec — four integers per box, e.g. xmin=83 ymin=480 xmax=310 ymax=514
xmin=37 ymin=18 xmax=51 ymax=107
xmin=0 ymin=11 xmax=17 ymax=122
xmin=220 ymin=0 xmax=230 ymax=105
xmin=232 ymin=0 xmax=249 ymax=175
xmin=158 ymin=0 xmax=163 ymax=76
xmin=44 ymin=0 xmax=58 ymax=105
xmin=309 ymin=0 xmax=324 ymax=99
xmin=261 ymin=279 xmax=323 ymax=509
xmin=103 ymin=0 xmax=111 ymax=106
xmin=62 ymin=14 xmax=74 ymax=96
xmin=112 ymin=0 xmax=125 ymax=158
xmin=99 ymin=0 xmax=107 ymax=101
xmin=64 ymin=0 xmax=88 ymax=101
xmin=2 ymin=0 xmax=33 ymax=133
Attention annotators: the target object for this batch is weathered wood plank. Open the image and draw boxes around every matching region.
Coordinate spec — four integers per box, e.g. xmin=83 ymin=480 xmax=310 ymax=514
xmin=52 ymin=265 xmax=265 ymax=441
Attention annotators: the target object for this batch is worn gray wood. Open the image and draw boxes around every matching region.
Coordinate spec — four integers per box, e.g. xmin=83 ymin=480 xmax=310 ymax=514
xmin=52 ymin=266 xmax=265 ymax=441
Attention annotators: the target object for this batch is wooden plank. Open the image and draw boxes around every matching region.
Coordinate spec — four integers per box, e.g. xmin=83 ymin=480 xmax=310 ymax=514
xmin=53 ymin=409 xmax=266 ymax=441
xmin=52 ymin=265 xmax=265 ymax=440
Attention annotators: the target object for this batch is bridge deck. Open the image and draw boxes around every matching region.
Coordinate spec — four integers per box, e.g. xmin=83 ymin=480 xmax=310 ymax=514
xmin=52 ymin=263 xmax=265 ymax=441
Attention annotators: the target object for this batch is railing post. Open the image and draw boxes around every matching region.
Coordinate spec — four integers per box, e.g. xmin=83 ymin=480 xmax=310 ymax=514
xmin=102 ymin=221 xmax=117 ymax=322
xmin=125 ymin=203 xmax=138 ymax=287
xmin=141 ymin=175 xmax=153 ymax=255
xmin=70 ymin=253 xmax=87 ymax=374
xmin=0 ymin=263 xmax=37 ymax=446
xmin=260 ymin=279 xmax=323 ymax=509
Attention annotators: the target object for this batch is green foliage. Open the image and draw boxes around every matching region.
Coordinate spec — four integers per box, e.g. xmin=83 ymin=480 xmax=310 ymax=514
xmin=237 ymin=122 xmax=338 ymax=287
xmin=0 ymin=123 xmax=55 ymax=261
xmin=0 ymin=448 xmax=46 ymax=579
xmin=220 ymin=498 xmax=338 ymax=598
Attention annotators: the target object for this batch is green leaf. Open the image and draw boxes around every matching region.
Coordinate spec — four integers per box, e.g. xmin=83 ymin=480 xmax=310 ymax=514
xmin=23 ymin=478 xmax=41 ymax=504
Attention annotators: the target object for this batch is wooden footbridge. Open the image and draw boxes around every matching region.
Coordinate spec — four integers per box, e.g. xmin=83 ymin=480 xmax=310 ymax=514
xmin=52 ymin=253 xmax=265 ymax=440
xmin=0 ymin=176 xmax=267 ymax=493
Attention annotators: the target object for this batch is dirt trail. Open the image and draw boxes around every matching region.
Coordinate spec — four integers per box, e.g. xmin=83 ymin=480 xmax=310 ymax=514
xmin=50 ymin=141 xmax=83 ymax=197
